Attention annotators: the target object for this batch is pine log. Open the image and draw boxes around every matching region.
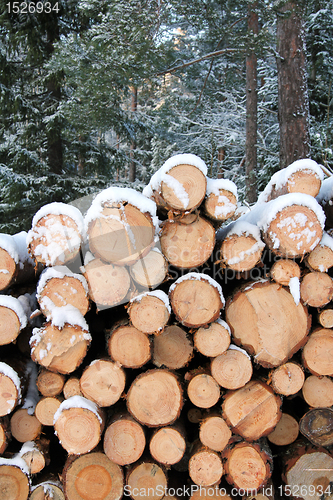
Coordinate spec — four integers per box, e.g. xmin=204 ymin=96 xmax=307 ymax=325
xmin=211 ymin=346 xmax=253 ymax=390
xmin=302 ymin=375 xmax=333 ymax=408
xmin=129 ymin=248 xmax=168 ymax=289
xmin=270 ymin=362 xmax=305 ymax=396
xmin=187 ymin=373 xmax=220 ymax=409
xmin=127 ymin=369 xmax=183 ymax=427
xmin=103 ymin=412 xmax=146 ymax=466
xmin=82 ymin=258 xmax=131 ymax=309
xmin=0 ymin=241 xmax=17 ymax=290
xmin=0 ymin=417 xmax=10 ymax=454
xmin=107 ymin=323 xmax=151 ymax=369
xmin=19 ymin=437 xmax=50 ymax=474
xmin=79 ymin=359 xmax=126 ymax=407
xmin=222 ymin=441 xmax=272 ymax=491
xmin=149 ymin=425 xmax=186 ymax=465
xmin=225 ymin=280 xmax=311 ymax=368
xmin=126 ymin=461 xmax=167 ymax=500
xmin=270 ymin=259 xmax=301 ymax=286
xmin=318 ymin=306 xmax=333 ymax=328
xmin=267 ymin=413 xmax=299 ymax=446
xmin=222 ymin=380 xmax=282 ymax=441
xmin=63 ymin=377 xmax=82 ymax=399
xmin=0 ymin=361 xmax=25 ymax=416
xmin=0 ymin=295 xmax=27 ymax=346
xmin=30 ymin=481 xmax=65 ymax=500
xmin=299 ymin=408 xmax=333 ymax=448
xmin=10 ymin=408 xmax=42 ymax=443
xmin=160 ymin=214 xmax=215 ymax=269
xmin=199 ymin=415 xmax=232 ymax=452
xmin=300 ymin=271 xmax=333 ymax=308
xmin=204 ymin=179 xmax=238 ymax=222
xmin=187 ymin=408 xmax=204 ymax=424
xmin=188 ymin=444 xmax=223 ymax=487
xmin=0 ymin=232 xmax=38 ymax=292
xmin=128 ymin=291 xmax=170 ymax=334
xmin=35 ymin=397 xmax=62 ymax=426
xmin=62 ymin=452 xmax=123 ymax=500
xmin=169 ymin=273 xmax=224 ymax=328
xmin=54 ymin=396 xmax=105 ymax=455
xmin=305 ymin=236 xmax=333 ymax=272
xmin=193 ymin=320 xmax=231 ymax=358
xmin=0 ymin=459 xmax=30 ymax=500
xmin=36 ymin=369 xmax=65 ymax=397
xmin=302 ymin=328 xmax=333 ymax=376
xmin=152 ymin=325 xmax=193 ymax=370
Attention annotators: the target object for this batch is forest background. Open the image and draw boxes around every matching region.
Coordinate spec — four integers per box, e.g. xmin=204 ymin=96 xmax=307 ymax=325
xmin=0 ymin=0 xmax=332 ymax=234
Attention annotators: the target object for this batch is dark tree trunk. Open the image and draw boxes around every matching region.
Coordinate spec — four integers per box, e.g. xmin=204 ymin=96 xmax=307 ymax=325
xmin=245 ymin=3 xmax=258 ymax=204
xmin=129 ymin=86 xmax=138 ymax=183
xmin=276 ymin=1 xmax=310 ymax=169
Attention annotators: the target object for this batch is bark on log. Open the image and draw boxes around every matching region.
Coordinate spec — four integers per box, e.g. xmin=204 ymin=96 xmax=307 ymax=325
xmin=300 ymin=271 xmax=333 ymax=308
xmin=35 ymin=396 xmax=62 ymax=426
xmin=30 ymin=481 xmax=65 ymax=500
xmin=10 ymin=408 xmax=42 ymax=443
xmin=299 ymin=408 xmax=333 ymax=448
xmin=270 ymin=259 xmax=301 ymax=286
xmin=187 ymin=373 xmax=220 ymax=409
xmin=302 ymin=375 xmax=333 ymax=408
xmin=107 ymin=322 xmax=151 ymax=369
xmin=129 ymin=248 xmax=168 ymax=289
xmin=36 ymin=369 xmax=65 ymax=397
xmin=193 ymin=320 xmax=230 ymax=358
xmin=0 ymin=417 xmax=10 ymax=454
xmin=318 ymin=306 xmax=333 ymax=328
xmin=211 ymin=346 xmax=253 ymax=390
xmin=152 ymin=325 xmax=193 ymax=370
xmin=126 ymin=461 xmax=167 ymax=500
xmin=270 ymin=362 xmax=305 ymax=396
xmin=267 ymin=413 xmax=299 ymax=446
xmin=19 ymin=437 xmax=50 ymax=474
xmin=199 ymin=415 xmax=232 ymax=452
xmin=188 ymin=444 xmax=223 ymax=487
xmin=149 ymin=425 xmax=186 ymax=465
xmin=128 ymin=292 xmax=170 ymax=334
xmin=302 ymin=328 xmax=333 ymax=376
xmin=63 ymin=377 xmax=82 ymax=399
xmin=0 ymin=361 xmax=26 ymax=416
xmin=0 ymin=460 xmax=30 ymax=500
xmin=79 ymin=359 xmax=126 ymax=407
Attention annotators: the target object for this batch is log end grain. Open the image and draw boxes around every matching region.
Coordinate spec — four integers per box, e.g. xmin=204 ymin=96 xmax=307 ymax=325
xmin=199 ymin=416 xmax=232 ymax=452
xmin=152 ymin=325 xmax=193 ymax=370
xmin=204 ymin=189 xmax=237 ymax=221
xmin=160 ymin=164 xmax=207 ymax=212
xmin=187 ymin=374 xmax=220 ymax=409
xmin=302 ymin=328 xmax=333 ymax=376
xmin=189 ymin=449 xmax=223 ymax=487
xmin=107 ymin=325 xmax=151 ymax=369
xmin=80 ymin=359 xmax=126 ymax=407
xmin=267 ymin=413 xmax=299 ymax=446
xmin=128 ymin=294 xmax=170 ymax=334
xmin=127 ymin=462 xmax=167 ymax=500
xmin=221 ymin=233 xmax=264 ymax=272
xmin=129 ymin=248 xmax=168 ymax=289
xmin=271 ymin=362 xmax=305 ymax=396
xmin=211 ymin=348 xmax=253 ymax=390
xmin=194 ymin=321 xmax=231 ymax=358
xmin=103 ymin=417 xmax=146 ymax=466
xmin=0 ymin=464 xmax=30 ymax=500
xmin=270 ymin=259 xmax=301 ymax=286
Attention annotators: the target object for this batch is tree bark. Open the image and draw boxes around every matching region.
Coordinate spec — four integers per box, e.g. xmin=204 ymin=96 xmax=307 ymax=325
xmin=129 ymin=86 xmax=137 ymax=183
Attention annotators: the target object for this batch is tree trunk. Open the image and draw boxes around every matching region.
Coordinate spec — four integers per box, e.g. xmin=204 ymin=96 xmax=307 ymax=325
xmin=129 ymin=86 xmax=137 ymax=183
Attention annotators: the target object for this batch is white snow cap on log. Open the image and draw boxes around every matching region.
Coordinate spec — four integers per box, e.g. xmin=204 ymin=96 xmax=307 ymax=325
xmin=36 ymin=265 xmax=89 ymax=297
xmin=12 ymin=232 xmax=34 ymax=268
xmin=169 ymin=272 xmax=225 ymax=306
xmin=31 ymin=202 xmax=85 ymax=236
xmin=206 ymin=178 xmax=238 ymax=199
xmin=0 ymin=233 xmax=19 ymax=263
xmin=0 ymin=456 xmax=30 ymax=477
xmin=53 ymin=395 xmax=102 ymax=425
xmin=37 ymin=299 xmax=89 ymax=332
xmin=319 ymin=231 xmax=333 ymax=251
xmin=130 ymin=290 xmax=171 ymax=313
xmin=258 ymin=158 xmax=324 ymax=204
xmin=228 ymin=344 xmax=251 ymax=360
xmin=0 ymin=295 xmax=27 ymax=329
xmin=0 ymin=362 xmax=22 ymax=404
xmin=216 ymin=318 xmax=231 ymax=336
xmin=316 ymin=175 xmax=333 ymax=204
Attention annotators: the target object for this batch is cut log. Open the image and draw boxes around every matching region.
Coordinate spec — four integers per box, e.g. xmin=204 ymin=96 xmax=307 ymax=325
xmin=107 ymin=323 xmax=151 ymax=369
xmin=318 ymin=306 xmax=333 ymax=328
xmin=10 ymin=408 xmax=42 ymax=443
xmin=211 ymin=346 xmax=253 ymax=390
xmin=193 ymin=320 xmax=231 ymax=358
xmin=149 ymin=425 xmax=186 ymax=465
xmin=19 ymin=437 xmax=50 ymax=474
xmin=187 ymin=373 xmax=220 ymax=409
xmin=302 ymin=328 xmax=333 ymax=376
xmin=36 ymin=369 xmax=65 ymax=397
xmin=85 ymin=187 xmax=157 ymax=266
xmin=37 ymin=267 xmax=89 ymax=318
xmin=63 ymin=377 xmax=82 ymax=399
xmin=225 ymin=280 xmax=311 ymax=368
xmin=0 ymin=235 xmax=17 ymax=290
xmin=188 ymin=444 xmax=223 ymax=487
xmin=35 ymin=396 xmax=62 ymax=426
xmin=0 ymin=232 xmax=37 ymax=292
xmin=126 ymin=461 xmax=167 ymax=500
xmin=199 ymin=415 xmax=232 ymax=452
xmin=62 ymin=452 xmax=123 ymax=500
xmin=152 ymin=325 xmax=193 ymax=370
xmin=299 ymin=408 xmax=333 ymax=448
xmin=79 ymin=359 xmax=125 ymax=407
xmin=103 ymin=413 xmax=146 ymax=466
xmin=54 ymin=396 xmax=105 ymax=455
xmin=267 ymin=413 xmax=299 ymax=446
xmin=305 ymin=233 xmax=333 ymax=272
xmin=204 ymin=178 xmax=238 ymax=222
xmin=128 ymin=291 xmax=170 ymax=334
xmin=0 ymin=417 xmax=10 ymax=454
xmin=27 ymin=203 xmax=84 ymax=266
xmin=0 ymin=458 xmax=30 ymax=500
xmin=129 ymin=248 xmax=168 ymax=289
xmin=187 ymin=408 xmax=203 ymax=424
xmin=302 ymin=375 xmax=333 ymax=408
xmin=270 ymin=362 xmax=305 ymax=396
xmin=82 ymin=258 xmax=131 ymax=309
xmin=300 ymin=271 xmax=333 ymax=308
xmin=0 ymin=295 xmax=27 ymax=346
xmin=0 ymin=361 xmax=25 ymax=416
xmin=270 ymin=259 xmax=301 ymax=286
xmin=30 ymin=481 xmax=65 ymax=500
xmin=222 ymin=380 xmax=282 ymax=441
xmin=160 ymin=214 xmax=215 ymax=269
xmin=127 ymin=369 xmax=183 ymax=427
xmin=169 ymin=273 xmax=224 ymax=328
xmin=222 ymin=441 xmax=272 ymax=491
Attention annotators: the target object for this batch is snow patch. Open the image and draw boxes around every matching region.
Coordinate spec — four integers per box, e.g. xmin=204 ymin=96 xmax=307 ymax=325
xmin=316 ymin=175 xmax=333 ymax=203
xmin=319 ymin=232 xmax=333 ymax=252
xmin=37 ymin=265 xmax=89 ymax=297
xmin=0 ymin=233 xmax=18 ymax=263
xmin=53 ymin=395 xmax=102 ymax=425
xmin=0 ymin=295 xmax=27 ymax=329
xmin=31 ymin=202 xmax=85 ymax=236
xmin=228 ymin=344 xmax=251 ymax=360
xmin=288 ymin=277 xmax=300 ymax=306
xmin=38 ymin=298 xmax=89 ymax=331
xmin=169 ymin=272 xmax=225 ymax=306
xmin=22 ymin=360 xmax=39 ymax=414
xmin=206 ymin=178 xmax=238 ymax=198
xmin=131 ymin=289 xmax=171 ymax=313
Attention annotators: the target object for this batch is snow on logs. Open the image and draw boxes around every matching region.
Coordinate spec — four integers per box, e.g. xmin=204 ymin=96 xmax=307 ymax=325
xmin=0 ymin=295 xmax=27 ymax=346
xmin=0 ymin=232 xmax=36 ymax=291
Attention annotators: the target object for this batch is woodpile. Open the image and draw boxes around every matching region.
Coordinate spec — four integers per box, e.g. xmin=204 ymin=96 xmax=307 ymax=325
xmin=0 ymin=154 xmax=333 ymax=500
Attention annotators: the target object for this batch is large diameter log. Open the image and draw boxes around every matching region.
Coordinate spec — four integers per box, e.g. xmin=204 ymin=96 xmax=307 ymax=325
xmin=160 ymin=214 xmax=215 ymax=269
xmin=79 ymin=359 xmax=125 ymax=407
xmin=302 ymin=328 xmax=333 ymax=376
xmin=302 ymin=375 xmax=333 ymax=408
xmin=188 ymin=444 xmax=223 ymax=487
xmin=0 ymin=295 xmax=27 ymax=346
xmin=62 ymin=452 xmax=123 ymax=500
xmin=225 ymin=280 xmax=311 ymax=368
xmin=152 ymin=325 xmax=193 ymax=370
xmin=103 ymin=413 xmax=146 ymax=466
xmin=300 ymin=271 xmax=333 ymax=308
xmin=149 ymin=426 xmax=186 ymax=465
xmin=169 ymin=273 xmax=224 ymax=328
xmin=128 ymin=291 xmax=170 ymax=334
xmin=267 ymin=413 xmax=299 ymax=446
xmin=222 ymin=380 xmax=282 ymax=441
xmin=129 ymin=248 xmax=168 ymax=289
xmin=187 ymin=373 xmax=220 ymax=409
xmin=211 ymin=346 xmax=253 ymax=390
xmin=199 ymin=415 xmax=232 ymax=452
xmin=126 ymin=461 xmax=167 ymax=500
xmin=0 ymin=458 xmax=30 ymax=500
xmin=204 ymin=178 xmax=238 ymax=221
xmin=107 ymin=323 xmax=151 ymax=369
xmin=194 ymin=319 xmax=231 ymax=358
xmin=299 ymin=408 xmax=333 ymax=448
xmin=270 ymin=362 xmax=305 ymax=396
xmin=127 ymin=369 xmax=183 ymax=427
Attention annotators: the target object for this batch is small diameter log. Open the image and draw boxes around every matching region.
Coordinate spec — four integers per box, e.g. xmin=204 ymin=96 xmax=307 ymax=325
xmin=222 ymin=441 xmax=272 ymax=492
xmin=204 ymin=178 xmax=238 ymax=222
xmin=299 ymin=408 xmax=333 ymax=448
xmin=302 ymin=375 xmax=333 ymax=408
xmin=282 ymin=443 xmax=333 ymax=500
xmin=107 ymin=323 xmax=151 ymax=369
xmin=35 ymin=397 xmax=62 ymax=426
xmin=54 ymin=396 xmax=105 ymax=455
xmin=306 ymin=237 xmax=333 ymax=273
xmin=187 ymin=408 xmax=204 ymax=424
xmin=127 ymin=369 xmax=183 ymax=427
xmin=36 ymin=369 xmax=65 ymax=397
xmin=270 ymin=362 xmax=305 ymax=396
xmin=211 ymin=346 xmax=253 ymax=390
xmin=79 ymin=359 xmax=125 ymax=407
xmin=199 ymin=415 xmax=232 ymax=452
xmin=302 ymin=328 xmax=333 ymax=376
xmin=19 ymin=437 xmax=50 ymax=474
xmin=225 ymin=280 xmax=311 ymax=368
xmin=169 ymin=273 xmax=224 ymax=328
xmin=30 ymin=481 xmax=65 ymax=500
xmin=318 ymin=307 xmax=333 ymax=328
xmin=187 ymin=374 xmax=220 ymax=409
xmin=188 ymin=444 xmax=223 ymax=487
xmin=27 ymin=203 xmax=84 ymax=266
xmin=0 ymin=458 xmax=30 ymax=500
xmin=222 ymin=380 xmax=282 ymax=441
xmin=128 ymin=291 xmax=170 ymax=334
xmin=63 ymin=377 xmax=82 ymax=399
xmin=37 ymin=267 xmax=89 ymax=317
xmin=0 ymin=232 xmax=37 ymax=292
xmin=0 ymin=295 xmax=27 ymax=346
xmin=160 ymin=214 xmax=215 ymax=269
xmin=103 ymin=413 xmax=146 ymax=466
xmin=300 ymin=271 xmax=333 ymax=308
xmin=0 ymin=235 xmax=17 ymax=290
xmin=0 ymin=417 xmax=10 ymax=454
xmin=126 ymin=461 xmax=167 ymax=500
xmin=149 ymin=426 xmax=186 ymax=465
xmin=270 ymin=259 xmax=301 ymax=286
xmin=10 ymin=409 xmax=42 ymax=443
xmin=0 ymin=362 xmax=23 ymax=416
xmin=194 ymin=320 xmax=231 ymax=358
xmin=129 ymin=248 xmax=168 ymax=289
xmin=30 ymin=322 xmax=91 ymax=375
xmin=152 ymin=325 xmax=193 ymax=370
xmin=267 ymin=413 xmax=299 ymax=446
xmin=62 ymin=452 xmax=123 ymax=500
xmin=82 ymin=258 xmax=131 ymax=309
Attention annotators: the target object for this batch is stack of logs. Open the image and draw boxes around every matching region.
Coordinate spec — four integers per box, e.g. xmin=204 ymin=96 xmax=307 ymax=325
xmin=0 ymin=154 xmax=333 ymax=500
